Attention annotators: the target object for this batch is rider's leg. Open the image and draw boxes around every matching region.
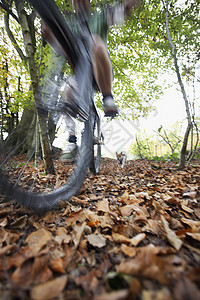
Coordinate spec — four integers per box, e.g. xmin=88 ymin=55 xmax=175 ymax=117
xmin=92 ymin=35 xmax=119 ymax=116
xmin=60 ymin=81 xmax=78 ymax=162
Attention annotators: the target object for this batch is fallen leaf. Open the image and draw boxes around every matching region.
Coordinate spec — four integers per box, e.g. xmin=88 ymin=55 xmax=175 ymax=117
xmin=181 ymin=204 xmax=194 ymax=213
xmin=182 ymin=191 xmax=197 ymax=198
xmin=121 ymin=244 xmax=137 ymax=257
xmin=94 ymin=290 xmax=129 ymax=300
xmin=99 ymin=214 xmax=114 ymax=228
xmin=186 ymin=232 xmax=200 ymax=241
xmin=161 ymin=216 xmax=183 ymax=251
xmin=116 ymin=244 xmax=182 ymax=285
xmin=75 ymin=269 xmax=99 ymax=292
xmin=65 ymin=210 xmax=86 ymax=226
xmin=50 ymin=258 xmax=65 ymax=274
xmin=55 ymin=227 xmax=71 ymax=245
xmin=142 ymin=219 xmax=160 ymax=235
xmin=87 ymin=234 xmax=106 ymax=248
xmin=112 ymin=232 xmax=130 ymax=244
xmin=73 ymin=222 xmax=86 ymax=248
xmin=97 ymin=199 xmax=110 ymax=212
xmin=181 ymin=218 xmax=200 ymax=230
xmin=0 ymin=244 xmax=17 ymax=257
xmin=0 ymin=217 xmax=7 ymax=227
xmin=26 ymin=228 xmax=52 ymax=256
xmin=173 ymin=277 xmax=200 ymax=300
xmin=31 ymin=275 xmax=67 ymax=300
xmin=130 ymin=233 xmax=146 ymax=246
xmin=120 ymin=204 xmax=145 ymax=217
xmin=10 ymin=215 xmax=27 ymax=229
xmin=142 ymin=288 xmax=172 ymax=300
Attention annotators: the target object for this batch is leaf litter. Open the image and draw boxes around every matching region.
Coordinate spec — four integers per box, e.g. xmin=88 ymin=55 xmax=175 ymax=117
xmin=0 ymin=157 xmax=200 ymax=299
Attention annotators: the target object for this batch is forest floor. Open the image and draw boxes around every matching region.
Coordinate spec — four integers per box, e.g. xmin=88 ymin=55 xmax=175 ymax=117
xmin=0 ymin=157 xmax=200 ymax=300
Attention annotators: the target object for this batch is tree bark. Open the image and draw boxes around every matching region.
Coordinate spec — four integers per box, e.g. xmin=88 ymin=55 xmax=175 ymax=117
xmin=4 ymin=0 xmax=55 ymax=174
xmin=164 ymin=0 xmax=192 ymax=169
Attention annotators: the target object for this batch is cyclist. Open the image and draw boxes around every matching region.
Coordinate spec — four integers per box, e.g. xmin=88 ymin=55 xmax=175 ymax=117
xmin=42 ymin=0 xmax=141 ymax=161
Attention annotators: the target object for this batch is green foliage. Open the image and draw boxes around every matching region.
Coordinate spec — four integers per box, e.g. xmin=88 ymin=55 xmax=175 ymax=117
xmin=0 ymin=38 xmax=34 ymax=111
xmin=107 ymin=0 xmax=200 ymax=119
xmin=129 ymin=130 xmax=156 ymax=159
xmin=1 ymin=0 xmax=199 ymax=124
xmin=129 ymin=122 xmax=183 ymax=159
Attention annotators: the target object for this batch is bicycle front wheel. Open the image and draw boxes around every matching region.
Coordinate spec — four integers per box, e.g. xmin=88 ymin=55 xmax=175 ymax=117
xmin=0 ymin=107 xmax=97 ymax=212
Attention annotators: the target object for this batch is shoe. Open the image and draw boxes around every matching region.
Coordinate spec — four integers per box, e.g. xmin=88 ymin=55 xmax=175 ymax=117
xmin=102 ymin=96 xmax=119 ymax=117
xmin=60 ymin=143 xmax=78 ymax=162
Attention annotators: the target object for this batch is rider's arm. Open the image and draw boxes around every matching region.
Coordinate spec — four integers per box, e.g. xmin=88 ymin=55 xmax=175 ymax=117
xmin=41 ymin=21 xmax=66 ymax=56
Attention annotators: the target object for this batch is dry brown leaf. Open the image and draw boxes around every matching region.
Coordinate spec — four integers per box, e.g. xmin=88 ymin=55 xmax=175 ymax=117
xmin=116 ymin=244 xmax=182 ymax=285
xmin=112 ymin=232 xmax=130 ymax=244
xmin=0 ymin=251 xmax=26 ymax=270
xmin=120 ymin=204 xmax=144 ymax=217
xmin=0 ymin=244 xmax=17 ymax=257
xmin=73 ymin=222 xmax=86 ymax=248
xmin=121 ymin=244 xmax=137 ymax=257
xmin=31 ymin=255 xmax=49 ymax=277
xmin=41 ymin=211 xmax=56 ymax=223
xmin=152 ymin=199 xmax=165 ymax=213
xmin=182 ymin=191 xmax=197 ymax=198
xmin=142 ymin=288 xmax=172 ymax=300
xmin=99 ymin=214 xmax=114 ymax=228
xmin=31 ymin=275 xmax=67 ymax=300
xmin=173 ymin=277 xmax=200 ymax=300
xmin=130 ymin=233 xmax=146 ymax=246
xmin=0 ymin=217 xmax=8 ymax=227
xmin=0 ymin=227 xmax=21 ymax=244
xmin=55 ymin=227 xmax=71 ymax=245
xmin=75 ymin=269 xmax=99 ymax=292
xmin=97 ymin=199 xmax=110 ymax=212
xmin=135 ymin=191 xmax=150 ymax=199
xmin=119 ymin=191 xmax=130 ymax=202
xmin=50 ymin=258 xmax=65 ymax=274
xmin=142 ymin=219 xmax=160 ymax=235
xmin=161 ymin=216 xmax=183 ymax=251
xmin=87 ymin=234 xmax=106 ymax=248
xmin=85 ymin=210 xmax=100 ymax=224
xmin=35 ymin=266 xmax=53 ymax=284
xmin=94 ymin=290 xmax=129 ymax=300
xmin=194 ymin=208 xmax=200 ymax=218
xmin=11 ymin=259 xmax=33 ymax=287
xmin=181 ymin=218 xmax=200 ymax=230
xmin=65 ymin=210 xmax=86 ymax=226
xmin=181 ymin=204 xmax=194 ymax=213
xmin=186 ymin=232 xmax=200 ymax=242
xmin=26 ymin=228 xmax=52 ymax=256
xmin=10 ymin=215 xmax=27 ymax=229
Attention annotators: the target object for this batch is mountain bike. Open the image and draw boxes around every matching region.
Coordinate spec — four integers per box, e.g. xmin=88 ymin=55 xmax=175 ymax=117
xmin=0 ymin=0 xmax=105 ymax=212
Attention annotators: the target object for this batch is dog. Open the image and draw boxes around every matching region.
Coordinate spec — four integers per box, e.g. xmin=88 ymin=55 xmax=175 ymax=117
xmin=116 ymin=151 xmax=127 ymax=168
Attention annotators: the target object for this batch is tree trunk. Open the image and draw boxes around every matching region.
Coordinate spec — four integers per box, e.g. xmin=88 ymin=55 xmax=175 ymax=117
xmin=136 ymin=135 xmax=144 ymax=159
xmin=14 ymin=0 xmax=54 ymax=174
xmin=165 ymin=0 xmax=192 ymax=169
xmin=5 ymin=108 xmax=35 ymax=154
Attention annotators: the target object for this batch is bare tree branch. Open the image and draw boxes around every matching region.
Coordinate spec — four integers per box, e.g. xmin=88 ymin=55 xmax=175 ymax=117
xmin=0 ymin=0 xmax=19 ymax=23
xmin=4 ymin=13 xmax=27 ymax=65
